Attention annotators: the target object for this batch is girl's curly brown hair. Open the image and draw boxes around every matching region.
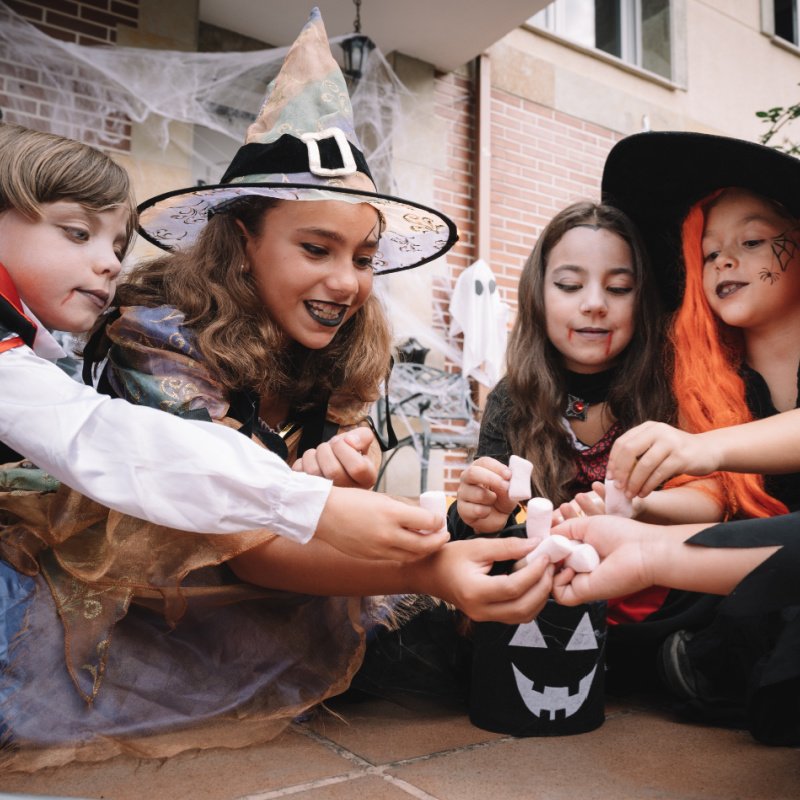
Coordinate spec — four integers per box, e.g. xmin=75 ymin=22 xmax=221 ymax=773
xmin=116 ymin=197 xmax=391 ymax=415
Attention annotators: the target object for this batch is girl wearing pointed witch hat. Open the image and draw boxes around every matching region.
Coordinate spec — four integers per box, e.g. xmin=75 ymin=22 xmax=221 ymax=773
xmin=602 ymin=131 xmax=800 ymax=518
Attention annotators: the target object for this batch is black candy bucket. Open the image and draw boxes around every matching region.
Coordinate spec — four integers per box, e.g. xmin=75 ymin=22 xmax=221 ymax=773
xmin=469 ymin=543 xmax=607 ymax=736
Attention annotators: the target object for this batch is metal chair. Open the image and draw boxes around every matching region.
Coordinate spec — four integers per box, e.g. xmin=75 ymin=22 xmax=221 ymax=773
xmin=376 ymin=362 xmax=481 ymax=493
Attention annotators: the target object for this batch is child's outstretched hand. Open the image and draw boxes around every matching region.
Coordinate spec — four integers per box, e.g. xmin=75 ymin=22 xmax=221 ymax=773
xmin=292 ymin=427 xmax=379 ymax=489
xmin=555 ymin=483 xmax=606 ymax=523
xmin=314 ymin=485 xmax=449 ymax=562
xmin=416 ymin=537 xmax=554 ymax=623
xmin=556 ymin=481 xmax=645 ymax=523
xmin=456 ymin=456 xmax=517 ymax=533
xmin=606 ymin=421 xmax=720 ymax=499
xmin=550 ymin=515 xmax=656 ymax=605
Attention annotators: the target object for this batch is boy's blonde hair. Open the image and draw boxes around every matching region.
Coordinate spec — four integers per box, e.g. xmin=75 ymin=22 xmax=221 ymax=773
xmin=0 ymin=123 xmax=137 ymax=253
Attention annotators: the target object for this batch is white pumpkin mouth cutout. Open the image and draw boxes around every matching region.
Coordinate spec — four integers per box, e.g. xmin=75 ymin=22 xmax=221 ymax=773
xmin=508 ymin=612 xmax=600 ymax=721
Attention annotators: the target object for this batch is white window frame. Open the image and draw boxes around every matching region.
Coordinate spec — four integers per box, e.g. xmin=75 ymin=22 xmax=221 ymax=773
xmin=762 ymin=0 xmax=800 ymax=50
xmin=528 ymin=0 xmax=678 ymax=83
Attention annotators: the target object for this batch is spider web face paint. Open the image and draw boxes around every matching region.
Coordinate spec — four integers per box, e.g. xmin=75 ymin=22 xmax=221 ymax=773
xmin=771 ymin=223 xmax=800 ymax=272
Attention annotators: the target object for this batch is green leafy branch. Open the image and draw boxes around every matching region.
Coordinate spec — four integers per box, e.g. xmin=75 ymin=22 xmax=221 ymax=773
xmin=756 ymin=83 xmax=800 ymax=155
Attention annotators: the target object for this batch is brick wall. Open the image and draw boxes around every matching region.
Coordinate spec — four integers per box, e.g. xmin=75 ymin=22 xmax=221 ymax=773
xmin=433 ymin=70 xmax=477 ymax=493
xmin=433 ymin=74 xmax=620 ymax=492
xmin=6 ymin=0 xmax=138 ymax=44
xmin=1 ymin=1 xmax=139 ymax=152
xmin=489 ymin=90 xmax=620 ymax=318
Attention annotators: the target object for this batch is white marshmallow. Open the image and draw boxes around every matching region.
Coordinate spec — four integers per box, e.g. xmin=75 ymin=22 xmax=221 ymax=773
xmin=604 ymin=476 xmax=634 ymax=518
xmin=513 ymin=535 xmax=566 ymax=571
xmin=565 ymin=542 xmax=600 ymax=573
xmin=419 ymin=490 xmax=448 ymax=535
xmin=528 ymin=533 xmax=575 ymax=564
xmin=525 ymin=496 xmax=554 ymax=542
xmin=508 ymin=455 xmax=533 ymax=503
xmin=519 ymin=534 xmax=600 ymax=573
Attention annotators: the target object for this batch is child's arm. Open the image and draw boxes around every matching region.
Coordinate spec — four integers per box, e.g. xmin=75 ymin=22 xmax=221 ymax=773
xmin=230 ymin=534 xmax=553 ymax=624
xmin=551 ymin=515 xmax=779 ymax=606
xmin=608 ymin=414 xmax=800 ymax=499
xmin=632 ymin=481 xmax=724 ymax=524
xmin=0 ymin=345 xmax=332 ymax=539
xmin=455 ymin=382 xmax=519 ymax=534
xmin=559 ymin=480 xmax=724 ymax=525
xmin=1 ymin=347 xmax=448 ymax=562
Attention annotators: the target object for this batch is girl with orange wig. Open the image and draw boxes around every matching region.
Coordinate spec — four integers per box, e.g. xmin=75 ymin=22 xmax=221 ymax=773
xmin=587 ymin=130 xmax=800 ymax=742
xmin=602 ymin=132 xmax=800 ymax=520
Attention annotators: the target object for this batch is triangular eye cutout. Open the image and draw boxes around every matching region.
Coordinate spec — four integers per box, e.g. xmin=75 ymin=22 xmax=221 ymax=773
xmin=509 ymin=619 xmax=547 ymax=649
xmin=565 ymin=612 xmax=598 ymax=651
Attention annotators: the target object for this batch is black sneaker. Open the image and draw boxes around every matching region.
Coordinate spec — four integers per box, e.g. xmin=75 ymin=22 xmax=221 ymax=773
xmin=658 ymin=630 xmax=748 ymax=727
xmin=658 ymin=630 xmax=705 ymax=700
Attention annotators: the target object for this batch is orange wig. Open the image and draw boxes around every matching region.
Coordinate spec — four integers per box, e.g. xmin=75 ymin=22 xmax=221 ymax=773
xmin=668 ymin=193 xmax=788 ymax=518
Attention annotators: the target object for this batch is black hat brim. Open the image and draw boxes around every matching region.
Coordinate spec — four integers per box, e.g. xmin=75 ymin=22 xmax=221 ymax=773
xmin=136 ymin=182 xmax=459 ymax=275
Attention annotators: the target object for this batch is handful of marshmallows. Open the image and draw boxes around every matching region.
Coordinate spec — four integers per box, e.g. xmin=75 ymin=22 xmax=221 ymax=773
xmin=418 ymin=454 xmax=633 ymax=573
xmin=508 ymin=454 xmax=633 ymax=572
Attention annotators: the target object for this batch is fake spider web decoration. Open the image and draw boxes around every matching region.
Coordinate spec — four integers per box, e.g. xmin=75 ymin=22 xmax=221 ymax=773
xmin=0 ymin=1 xmax=480 ymax=486
xmin=0 ymin=1 xmax=401 ymax=191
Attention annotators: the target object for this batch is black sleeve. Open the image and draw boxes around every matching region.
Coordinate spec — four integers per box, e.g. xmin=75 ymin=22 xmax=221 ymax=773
xmin=447 ymin=379 xmax=518 ymax=541
xmin=689 ymin=512 xmax=800 ymax=612
xmin=0 ymin=298 xmax=36 ymax=348
xmin=476 ymin=379 xmax=514 ymax=463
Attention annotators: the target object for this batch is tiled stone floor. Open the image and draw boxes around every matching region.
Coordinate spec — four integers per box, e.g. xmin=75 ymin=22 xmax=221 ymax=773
xmin=2 ymin=692 xmax=799 ymax=800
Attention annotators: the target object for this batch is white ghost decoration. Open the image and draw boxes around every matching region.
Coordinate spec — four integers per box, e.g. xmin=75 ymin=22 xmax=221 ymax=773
xmin=449 ymin=258 xmax=509 ymax=387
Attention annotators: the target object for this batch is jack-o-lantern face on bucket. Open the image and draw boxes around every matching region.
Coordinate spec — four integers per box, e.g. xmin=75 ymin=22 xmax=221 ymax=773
xmin=509 ymin=611 xmax=600 ymax=721
xmin=469 ymin=599 xmax=606 ymax=737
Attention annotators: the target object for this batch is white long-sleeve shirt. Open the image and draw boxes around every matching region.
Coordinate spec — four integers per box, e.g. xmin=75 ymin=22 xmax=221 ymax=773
xmin=0 ymin=328 xmax=331 ymax=542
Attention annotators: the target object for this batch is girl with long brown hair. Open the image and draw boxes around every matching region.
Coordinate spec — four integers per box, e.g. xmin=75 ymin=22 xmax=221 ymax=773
xmin=451 ymin=198 xmax=733 ymax=705
xmin=454 ymin=201 xmax=719 ymax=540
xmin=462 ymin=201 xmax=671 ymax=508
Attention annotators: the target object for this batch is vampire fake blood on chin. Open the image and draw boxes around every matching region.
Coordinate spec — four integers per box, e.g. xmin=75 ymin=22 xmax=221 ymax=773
xmin=469 ymin=599 xmax=607 ymax=737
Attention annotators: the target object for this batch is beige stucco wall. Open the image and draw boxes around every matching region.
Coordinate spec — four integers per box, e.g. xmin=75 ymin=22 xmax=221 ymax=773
xmin=493 ymin=1 xmax=800 ymax=141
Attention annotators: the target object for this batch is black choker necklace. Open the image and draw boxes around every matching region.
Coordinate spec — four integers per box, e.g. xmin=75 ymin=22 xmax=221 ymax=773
xmin=564 ymin=368 xmax=617 ymax=421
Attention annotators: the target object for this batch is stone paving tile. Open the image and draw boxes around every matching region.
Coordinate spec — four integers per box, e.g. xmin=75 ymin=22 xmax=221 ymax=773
xmin=387 ymin=709 xmax=800 ymax=800
xmin=308 ymin=695 xmax=501 ymax=764
xmin=241 ymin=774 xmax=426 ymax=799
xmin=0 ymin=729 xmax=354 ymax=800
xmin=2 ymin=696 xmax=799 ymax=800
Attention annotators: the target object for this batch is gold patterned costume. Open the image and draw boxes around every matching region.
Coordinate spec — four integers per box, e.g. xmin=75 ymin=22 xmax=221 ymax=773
xmin=0 ymin=304 xmax=378 ymax=769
